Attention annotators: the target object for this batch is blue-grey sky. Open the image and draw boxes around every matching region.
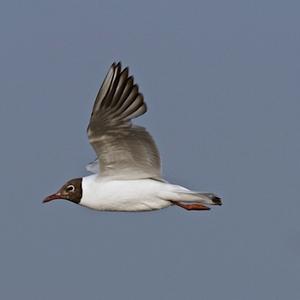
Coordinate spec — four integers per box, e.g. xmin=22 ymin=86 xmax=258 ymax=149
xmin=1 ymin=1 xmax=299 ymax=299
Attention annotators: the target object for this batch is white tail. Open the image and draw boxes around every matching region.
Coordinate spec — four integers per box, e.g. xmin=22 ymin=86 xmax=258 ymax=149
xmin=175 ymin=191 xmax=222 ymax=205
xmin=160 ymin=184 xmax=222 ymax=206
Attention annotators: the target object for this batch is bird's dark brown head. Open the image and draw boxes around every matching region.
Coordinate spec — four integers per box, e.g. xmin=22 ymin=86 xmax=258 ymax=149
xmin=43 ymin=178 xmax=82 ymax=204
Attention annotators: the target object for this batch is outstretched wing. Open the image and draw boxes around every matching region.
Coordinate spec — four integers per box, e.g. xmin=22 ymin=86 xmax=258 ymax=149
xmin=87 ymin=62 xmax=161 ymax=180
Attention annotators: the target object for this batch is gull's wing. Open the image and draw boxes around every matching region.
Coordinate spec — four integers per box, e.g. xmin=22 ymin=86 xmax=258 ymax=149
xmin=87 ymin=62 xmax=161 ymax=180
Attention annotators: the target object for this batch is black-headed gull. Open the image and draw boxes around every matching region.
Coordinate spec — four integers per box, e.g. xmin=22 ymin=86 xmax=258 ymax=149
xmin=43 ymin=62 xmax=222 ymax=211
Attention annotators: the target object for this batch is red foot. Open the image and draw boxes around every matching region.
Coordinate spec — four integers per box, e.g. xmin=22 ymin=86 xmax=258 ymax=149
xmin=171 ymin=201 xmax=210 ymax=211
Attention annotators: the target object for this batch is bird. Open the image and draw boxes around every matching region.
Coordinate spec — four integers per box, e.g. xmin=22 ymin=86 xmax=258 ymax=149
xmin=43 ymin=62 xmax=222 ymax=212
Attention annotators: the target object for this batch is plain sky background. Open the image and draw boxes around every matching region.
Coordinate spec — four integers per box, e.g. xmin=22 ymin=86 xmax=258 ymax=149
xmin=1 ymin=0 xmax=299 ymax=299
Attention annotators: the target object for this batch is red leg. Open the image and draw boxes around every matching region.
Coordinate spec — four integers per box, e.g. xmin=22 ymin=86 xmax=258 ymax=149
xmin=171 ymin=201 xmax=210 ymax=211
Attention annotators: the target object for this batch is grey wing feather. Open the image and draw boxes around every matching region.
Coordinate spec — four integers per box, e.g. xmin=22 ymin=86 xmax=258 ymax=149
xmin=87 ymin=62 xmax=161 ymax=180
xmin=86 ymin=158 xmax=99 ymax=174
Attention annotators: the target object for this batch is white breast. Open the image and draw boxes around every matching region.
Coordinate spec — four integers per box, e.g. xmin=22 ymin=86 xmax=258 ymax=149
xmin=80 ymin=175 xmax=171 ymax=211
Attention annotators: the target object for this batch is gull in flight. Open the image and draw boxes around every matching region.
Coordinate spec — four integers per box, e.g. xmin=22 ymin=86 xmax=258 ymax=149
xmin=43 ymin=62 xmax=222 ymax=212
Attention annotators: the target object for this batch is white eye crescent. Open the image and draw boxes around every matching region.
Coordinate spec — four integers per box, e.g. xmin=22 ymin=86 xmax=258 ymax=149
xmin=66 ymin=185 xmax=75 ymax=192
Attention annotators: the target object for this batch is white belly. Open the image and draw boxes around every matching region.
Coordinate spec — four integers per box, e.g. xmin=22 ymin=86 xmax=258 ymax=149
xmin=80 ymin=175 xmax=172 ymax=211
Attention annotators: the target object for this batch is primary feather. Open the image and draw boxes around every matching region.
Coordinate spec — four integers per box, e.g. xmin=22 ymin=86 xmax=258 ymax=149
xmin=87 ymin=62 xmax=161 ymax=180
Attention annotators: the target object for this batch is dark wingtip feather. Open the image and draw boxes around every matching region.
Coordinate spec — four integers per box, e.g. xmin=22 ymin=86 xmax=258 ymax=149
xmin=212 ymin=196 xmax=222 ymax=205
xmin=110 ymin=62 xmax=117 ymax=69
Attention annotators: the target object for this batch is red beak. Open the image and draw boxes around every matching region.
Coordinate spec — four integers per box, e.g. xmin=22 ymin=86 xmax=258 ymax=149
xmin=43 ymin=193 xmax=62 ymax=203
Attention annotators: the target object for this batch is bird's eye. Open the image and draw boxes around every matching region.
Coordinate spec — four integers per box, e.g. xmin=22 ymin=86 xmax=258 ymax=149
xmin=66 ymin=185 xmax=75 ymax=192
